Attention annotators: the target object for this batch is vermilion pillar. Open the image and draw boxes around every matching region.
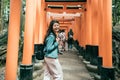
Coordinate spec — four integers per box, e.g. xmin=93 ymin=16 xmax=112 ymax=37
xmin=98 ymin=0 xmax=104 ymax=57
xmin=35 ymin=0 xmax=40 ymax=44
xmin=74 ymin=17 xmax=81 ymax=41
xmin=85 ymin=0 xmax=92 ymax=62
xmin=73 ymin=17 xmax=77 ymax=40
xmin=22 ymin=0 xmax=34 ymax=65
xmin=85 ymin=0 xmax=92 ymax=58
xmin=34 ymin=0 xmax=46 ymax=63
xmin=78 ymin=17 xmax=82 ymax=46
xmin=78 ymin=17 xmax=81 ymax=46
xmin=39 ymin=0 xmax=46 ymax=43
xmin=46 ymin=13 xmax=51 ymax=28
xmin=100 ymin=0 xmax=115 ymax=79
xmin=33 ymin=0 xmax=41 ymax=63
xmin=69 ymin=21 xmax=74 ymax=39
xmin=42 ymin=0 xmax=47 ymax=42
xmin=37 ymin=0 xmax=42 ymax=43
xmin=97 ymin=0 xmax=104 ymax=76
xmin=103 ymin=0 xmax=112 ymax=68
xmin=80 ymin=14 xmax=83 ymax=47
xmin=87 ymin=0 xmax=99 ymax=65
xmin=79 ymin=14 xmax=83 ymax=47
xmin=20 ymin=0 xmax=34 ymax=80
xmin=32 ymin=0 xmax=37 ymax=63
xmin=80 ymin=13 xmax=86 ymax=48
xmin=86 ymin=0 xmax=92 ymax=45
xmin=5 ymin=0 xmax=21 ymax=80
xmin=83 ymin=11 xmax=87 ymax=48
xmin=91 ymin=0 xmax=98 ymax=45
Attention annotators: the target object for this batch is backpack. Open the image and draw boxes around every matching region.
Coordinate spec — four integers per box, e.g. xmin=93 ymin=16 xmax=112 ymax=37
xmin=35 ymin=44 xmax=45 ymax=60
xmin=35 ymin=34 xmax=56 ymax=60
xmin=69 ymin=35 xmax=73 ymax=38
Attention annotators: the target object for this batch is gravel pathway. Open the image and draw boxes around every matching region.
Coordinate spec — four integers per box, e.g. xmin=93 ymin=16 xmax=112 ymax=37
xmin=59 ymin=50 xmax=93 ymax=80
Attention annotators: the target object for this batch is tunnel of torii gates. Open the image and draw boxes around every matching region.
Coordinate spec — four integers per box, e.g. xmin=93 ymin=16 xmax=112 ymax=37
xmin=5 ymin=0 xmax=113 ymax=80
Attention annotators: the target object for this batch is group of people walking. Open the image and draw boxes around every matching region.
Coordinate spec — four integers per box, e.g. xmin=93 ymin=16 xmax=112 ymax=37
xmin=58 ymin=29 xmax=74 ymax=52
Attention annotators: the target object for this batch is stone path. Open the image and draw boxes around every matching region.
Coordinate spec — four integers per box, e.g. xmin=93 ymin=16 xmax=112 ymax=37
xmin=59 ymin=50 xmax=93 ymax=80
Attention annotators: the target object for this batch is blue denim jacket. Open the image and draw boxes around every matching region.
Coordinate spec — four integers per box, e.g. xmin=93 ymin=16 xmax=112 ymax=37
xmin=44 ymin=33 xmax=59 ymax=59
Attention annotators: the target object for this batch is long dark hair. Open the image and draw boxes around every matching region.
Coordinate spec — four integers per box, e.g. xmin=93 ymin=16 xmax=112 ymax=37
xmin=44 ymin=20 xmax=59 ymax=43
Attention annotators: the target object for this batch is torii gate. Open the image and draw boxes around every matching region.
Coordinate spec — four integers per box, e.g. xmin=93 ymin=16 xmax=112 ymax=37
xmin=5 ymin=0 xmax=113 ymax=80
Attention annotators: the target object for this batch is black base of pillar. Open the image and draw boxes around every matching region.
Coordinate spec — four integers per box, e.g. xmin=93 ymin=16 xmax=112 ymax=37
xmin=90 ymin=46 xmax=98 ymax=65
xmin=97 ymin=57 xmax=102 ymax=75
xmin=82 ymin=47 xmax=86 ymax=58
xmin=20 ymin=64 xmax=33 ymax=80
xmin=74 ymin=40 xmax=79 ymax=51
xmin=34 ymin=44 xmax=39 ymax=60
xmin=101 ymin=67 xmax=115 ymax=80
xmin=32 ymin=54 xmax=36 ymax=63
xmin=79 ymin=47 xmax=84 ymax=56
xmin=34 ymin=44 xmax=44 ymax=60
xmin=77 ymin=46 xmax=81 ymax=55
xmin=85 ymin=45 xmax=92 ymax=61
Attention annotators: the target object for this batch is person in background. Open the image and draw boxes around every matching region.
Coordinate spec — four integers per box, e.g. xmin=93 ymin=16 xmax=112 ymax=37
xmin=58 ymin=30 xmax=66 ymax=52
xmin=43 ymin=20 xmax=63 ymax=80
xmin=67 ymin=29 xmax=74 ymax=50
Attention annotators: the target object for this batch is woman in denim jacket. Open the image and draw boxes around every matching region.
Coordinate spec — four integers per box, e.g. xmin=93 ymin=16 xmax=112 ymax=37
xmin=43 ymin=20 xmax=63 ymax=80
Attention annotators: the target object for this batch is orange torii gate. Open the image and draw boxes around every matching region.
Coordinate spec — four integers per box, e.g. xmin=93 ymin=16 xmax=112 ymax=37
xmin=5 ymin=0 xmax=114 ymax=80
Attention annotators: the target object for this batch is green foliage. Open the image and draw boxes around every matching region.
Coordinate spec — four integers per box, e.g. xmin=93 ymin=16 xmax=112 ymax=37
xmin=0 ymin=0 xmax=9 ymax=29
xmin=112 ymin=0 xmax=120 ymax=26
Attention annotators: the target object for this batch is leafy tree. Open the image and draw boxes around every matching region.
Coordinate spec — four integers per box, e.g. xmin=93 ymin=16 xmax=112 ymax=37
xmin=112 ymin=0 xmax=120 ymax=26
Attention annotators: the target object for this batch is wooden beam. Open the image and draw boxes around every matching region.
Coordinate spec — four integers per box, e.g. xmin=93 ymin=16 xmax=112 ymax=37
xmin=60 ymin=24 xmax=71 ymax=27
xmin=46 ymin=2 xmax=86 ymax=5
xmin=46 ymin=8 xmax=83 ymax=13
xmin=60 ymin=26 xmax=68 ymax=30
xmin=60 ymin=22 xmax=72 ymax=25
xmin=45 ymin=2 xmax=86 ymax=13
xmin=58 ymin=19 xmax=74 ymax=22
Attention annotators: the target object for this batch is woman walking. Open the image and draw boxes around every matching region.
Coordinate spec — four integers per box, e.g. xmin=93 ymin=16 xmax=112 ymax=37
xmin=43 ymin=20 xmax=63 ymax=80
